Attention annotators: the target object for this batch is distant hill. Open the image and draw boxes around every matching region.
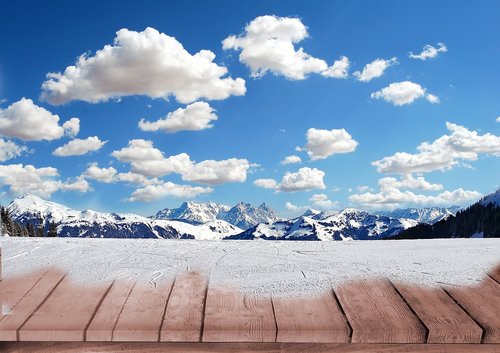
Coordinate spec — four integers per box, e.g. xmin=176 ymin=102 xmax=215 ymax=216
xmin=390 ymin=189 xmax=500 ymax=239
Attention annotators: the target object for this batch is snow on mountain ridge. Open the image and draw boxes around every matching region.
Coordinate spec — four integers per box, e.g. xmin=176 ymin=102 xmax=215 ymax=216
xmin=378 ymin=206 xmax=461 ymax=224
xmin=479 ymin=189 xmax=500 ymax=208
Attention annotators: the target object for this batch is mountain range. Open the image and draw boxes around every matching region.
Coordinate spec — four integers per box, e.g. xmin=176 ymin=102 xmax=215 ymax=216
xmin=3 ymin=191 xmax=497 ymax=240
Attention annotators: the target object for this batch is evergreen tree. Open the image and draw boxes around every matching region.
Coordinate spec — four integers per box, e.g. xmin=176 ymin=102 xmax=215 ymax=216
xmin=47 ymin=221 xmax=58 ymax=237
xmin=36 ymin=222 xmax=44 ymax=237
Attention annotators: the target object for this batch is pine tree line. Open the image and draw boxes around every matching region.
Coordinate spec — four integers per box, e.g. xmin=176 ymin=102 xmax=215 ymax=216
xmin=1 ymin=207 xmax=58 ymax=237
xmin=390 ymin=203 xmax=500 ymax=239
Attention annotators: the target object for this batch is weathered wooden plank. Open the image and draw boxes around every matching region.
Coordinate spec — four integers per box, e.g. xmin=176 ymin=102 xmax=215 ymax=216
xmin=0 ymin=270 xmax=47 ymax=321
xmin=0 ymin=343 xmax=499 ymax=353
xmin=19 ymin=277 xmax=112 ymax=341
xmin=394 ymin=282 xmax=483 ymax=343
xmin=0 ymin=270 xmax=65 ymax=341
xmin=335 ymin=280 xmax=426 ymax=343
xmin=203 ymin=286 xmax=276 ymax=342
xmin=112 ymin=281 xmax=173 ymax=342
xmin=488 ymin=264 xmax=500 ymax=284
xmin=160 ymin=272 xmax=207 ymax=342
xmin=445 ymin=276 xmax=500 ymax=343
xmin=273 ymin=291 xmax=350 ymax=343
xmin=86 ymin=281 xmax=135 ymax=341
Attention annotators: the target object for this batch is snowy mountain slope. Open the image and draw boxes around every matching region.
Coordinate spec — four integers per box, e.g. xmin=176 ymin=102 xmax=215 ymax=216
xmin=7 ymin=194 xmax=241 ymax=239
xmin=229 ymin=208 xmax=419 ymax=241
xmin=378 ymin=206 xmax=461 ymax=224
xmin=154 ymin=201 xmax=278 ymax=229
xmin=479 ymin=189 xmax=500 ymax=208
xmin=155 ymin=201 xmax=230 ymax=225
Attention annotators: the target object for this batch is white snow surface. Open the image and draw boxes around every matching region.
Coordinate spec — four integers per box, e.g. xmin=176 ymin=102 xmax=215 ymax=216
xmin=1 ymin=237 xmax=498 ymax=297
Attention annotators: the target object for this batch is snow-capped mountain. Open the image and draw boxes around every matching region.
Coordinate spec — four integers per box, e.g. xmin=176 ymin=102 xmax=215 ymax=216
xmin=378 ymin=206 xmax=461 ymax=224
xmin=155 ymin=201 xmax=230 ymax=225
xmin=155 ymin=201 xmax=278 ymax=229
xmin=479 ymin=189 xmax=500 ymax=208
xmin=229 ymin=208 xmax=419 ymax=241
xmin=7 ymin=194 xmax=242 ymax=240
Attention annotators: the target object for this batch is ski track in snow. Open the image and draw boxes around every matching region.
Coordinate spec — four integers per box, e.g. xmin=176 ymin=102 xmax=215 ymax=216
xmin=1 ymin=237 xmax=499 ymax=297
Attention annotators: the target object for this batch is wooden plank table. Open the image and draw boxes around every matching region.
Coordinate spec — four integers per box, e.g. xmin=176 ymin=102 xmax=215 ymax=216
xmin=0 ymin=267 xmax=499 ymax=352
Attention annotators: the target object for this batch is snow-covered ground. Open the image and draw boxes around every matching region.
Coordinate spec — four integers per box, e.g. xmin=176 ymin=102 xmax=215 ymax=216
xmin=1 ymin=237 xmax=498 ymax=297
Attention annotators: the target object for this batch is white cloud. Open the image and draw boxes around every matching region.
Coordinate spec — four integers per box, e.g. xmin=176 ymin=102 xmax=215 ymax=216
xmin=0 ymin=164 xmax=89 ymax=198
xmin=379 ymin=175 xmax=443 ymax=192
xmin=112 ymin=139 xmax=251 ymax=184
xmin=127 ymin=182 xmax=212 ymax=202
xmin=300 ymin=128 xmax=358 ymax=160
xmin=182 ymin=158 xmax=250 ymax=185
xmin=223 ymin=15 xmax=332 ymax=80
xmin=349 ymin=186 xmax=481 ymax=210
xmin=321 ymin=56 xmax=350 ymax=78
xmin=496 ymin=117 xmax=500 ymax=123
xmin=409 ymin=43 xmax=447 ymax=60
xmin=353 ymin=57 xmax=397 ymax=82
xmin=139 ymin=101 xmax=217 ymax=133
xmin=59 ymin=176 xmax=91 ymax=193
xmin=373 ymin=122 xmax=500 ymax=174
xmin=285 ymin=201 xmax=308 ymax=213
xmin=309 ymin=193 xmax=335 ymax=209
xmin=111 ymin=139 xmax=164 ymax=162
xmin=83 ymin=163 xmax=117 ymax=183
xmin=41 ymin=27 xmax=246 ymax=105
xmin=281 ymin=155 xmax=302 ymax=165
xmin=0 ymin=98 xmax=80 ymax=141
xmin=254 ymin=178 xmax=279 ymax=189
xmin=53 ymin=136 xmax=107 ymax=157
xmin=357 ymin=185 xmax=371 ymax=193
xmin=62 ymin=118 xmax=80 ymax=138
xmin=255 ymin=167 xmax=326 ymax=192
xmin=425 ymin=93 xmax=440 ymax=104
xmin=371 ymin=81 xmax=437 ymax=106
xmin=0 ymin=139 xmax=28 ymax=162
xmin=116 ymin=172 xmax=160 ymax=185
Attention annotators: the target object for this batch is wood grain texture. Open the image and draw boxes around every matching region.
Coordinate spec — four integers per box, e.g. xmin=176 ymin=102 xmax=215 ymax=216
xmin=445 ymin=276 xmax=500 ymax=343
xmin=160 ymin=271 xmax=207 ymax=342
xmin=1 ymin=342 xmax=499 ymax=353
xmin=112 ymin=280 xmax=173 ymax=342
xmin=18 ymin=277 xmax=111 ymax=341
xmin=335 ymin=280 xmax=426 ymax=343
xmin=273 ymin=291 xmax=350 ymax=343
xmin=394 ymin=283 xmax=483 ymax=343
xmin=0 ymin=270 xmax=65 ymax=341
xmin=0 ymin=269 xmax=47 ymax=321
xmin=86 ymin=281 xmax=135 ymax=341
xmin=489 ymin=264 xmax=500 ymax=284
xmin=203 ymin=286 xmax=276 ymax=342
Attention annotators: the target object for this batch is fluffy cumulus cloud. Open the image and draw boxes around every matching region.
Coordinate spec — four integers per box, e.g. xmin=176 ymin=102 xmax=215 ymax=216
xmin=0 ymin=98 xmax=80 ymax=141
xmin=299 ymin=128 xmax=358 ymax=160
xmin=496 ymin=117 xmax=500 ymax=123
xmin=83 ymin=163 xmax=117 ymax=183
xmin=223 ymin=15 xmax=346 ymax=80
xmin=409 ymin=43 xmax=447 ymax=60
xmin=254 ymin=178 xmax=279 ymax=189
xmin=255 ymin=167 xmax=326 ymax=192
xmin=112 ymin=139 xmax=252 ymax=185
xmin=281 ymin=155 xmax=302 ymax=165
xmin=182 ymin=158 xmax=251 ymax=185
xmin=353 ymin=57 xmax=397 ymax=82
xmin=373 ymin=122 xmax=500 ymax=174
xmin=0 ymin=164 xmax=90 ymax=198
xmin=371 ymin=81 xmax=438 ymax=106
xmin=309 ymin=193 xmax=334 ymax=209
xmin=139 ymin=101 xmax=217 ymax=133
xmin=41 ymin=27 xmax=246 ymax=105
xmin=53 ymin=136 xmax=107 ymax=157
xmin=379 ymin=174 xmax=443 ymax=192
xmin=322 ymin=56 xmax=350 ymax=78
xmin=127 ymin=182 xmax=212 ymax=202
xmin=0 ymin=139 xmax=28 ymax=162
xmin=349 ymin=186 xmax=481 ymax=210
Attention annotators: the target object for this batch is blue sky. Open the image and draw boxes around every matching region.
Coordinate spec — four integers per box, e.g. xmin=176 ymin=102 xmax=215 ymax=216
xmin=0 ymin=0 xmax=499 ymax=217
